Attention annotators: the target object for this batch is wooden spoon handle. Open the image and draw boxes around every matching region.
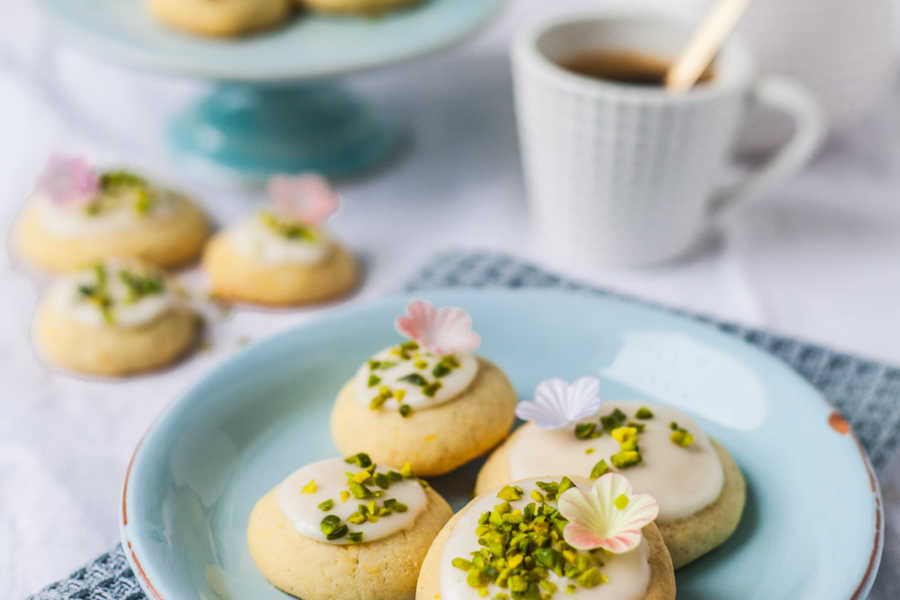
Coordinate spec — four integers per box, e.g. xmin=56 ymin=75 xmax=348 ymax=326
xmin=665 ymin=0 xmax=750 ymax=93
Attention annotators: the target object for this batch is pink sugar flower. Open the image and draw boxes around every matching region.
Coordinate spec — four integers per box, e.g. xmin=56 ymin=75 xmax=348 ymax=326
xmin=268 ymin=174 xmax=339 ymax=225
xmin=558 ymin=473 xmax=659 ymax=554
xmin=36 ymin=154 xmax=99 ymax=207
xmin=394 ymin=299 xmax=481 ymax=356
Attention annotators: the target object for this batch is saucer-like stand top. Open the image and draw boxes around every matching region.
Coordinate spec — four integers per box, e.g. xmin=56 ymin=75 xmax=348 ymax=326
xmin=121 ymin=289 xmax=882 ymax=600
xmin=38 ymin=0 xmax=502 ymax=178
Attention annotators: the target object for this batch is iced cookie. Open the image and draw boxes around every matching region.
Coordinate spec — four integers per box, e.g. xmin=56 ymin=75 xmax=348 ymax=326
xmin=248 ymin=453 xmax=453 ymax=600
xmin=147 ymin=0 xmax=293 ymax=37
xmin=203 ymin=174 xmax=357 ymax=306
xmin=331 ymin=300 xmax=518 ymax=477
xmin=15 ymin=155 xmax=209 ymax=272
xmin=299 ymin=0 xmax=419 ymax=16
xmin=34 ymin=259 xmax=198 ymax=376
xmin=418 ymin=474 xmax=676 ymax=600
xmin=476 ymin=378 xmax=746 ymax=568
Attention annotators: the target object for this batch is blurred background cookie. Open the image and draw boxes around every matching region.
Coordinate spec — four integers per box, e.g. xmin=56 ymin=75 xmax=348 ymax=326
xmin=34 ymin=258 xmax=199 ymax=376
xmin=146 ymin=0 xmax=293 ymax=37
xmin=203 ymin=174 xmax=357 ymax=305
xmin=299 ymin=0 xmax=419 ymax=16
xmin=15 ymin=155 xmax=210 ymax=272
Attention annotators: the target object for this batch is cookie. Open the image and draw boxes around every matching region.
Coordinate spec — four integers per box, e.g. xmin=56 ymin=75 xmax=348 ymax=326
xmin=475 ymin=383 xmax=746 ymax=568
xmin=202 ymin=225 xmax=357 ymax=305
xmin=417 ymin=476 xmax=676 ymax=600
xmin=15 ymin=160 xmax=209 ymax=272
xmin=247 ymin=455 xmax=453 ymax=600
xmin=299 ymin=0 xmax=419 ymax=16
xmin=203 ymin=174 xmax=357 ymax=306
xmin=147 ymin=0 xmax=293 ymax=37
xmin=34 ymin=259 xmax=198 ymax=376
xmin=330 ymin=300 xmax=518 ymax=476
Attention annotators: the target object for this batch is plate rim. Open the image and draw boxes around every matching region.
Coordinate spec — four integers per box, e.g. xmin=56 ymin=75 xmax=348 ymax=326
xmin=37 ymin=0 xmax=505 ymax=82
xmin=119 ymin=287 xmax=885 ymax=599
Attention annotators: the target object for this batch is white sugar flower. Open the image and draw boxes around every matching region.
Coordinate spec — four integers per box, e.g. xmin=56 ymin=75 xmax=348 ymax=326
xmin=515 ymin=377 xmax=604 ymax=429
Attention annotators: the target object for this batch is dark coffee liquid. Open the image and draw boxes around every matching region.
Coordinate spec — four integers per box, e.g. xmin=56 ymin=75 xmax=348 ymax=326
xmin=558 ymin=50 xmax=714 ymax=87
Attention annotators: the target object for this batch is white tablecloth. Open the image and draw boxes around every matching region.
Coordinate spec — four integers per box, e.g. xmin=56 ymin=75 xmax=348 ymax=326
xmin=1 ymin=1 xmax=899 ymax=597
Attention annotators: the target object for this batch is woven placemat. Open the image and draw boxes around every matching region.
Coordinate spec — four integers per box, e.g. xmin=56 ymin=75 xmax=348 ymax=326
xmin=29 ymin=250 xmax=898 ymax=599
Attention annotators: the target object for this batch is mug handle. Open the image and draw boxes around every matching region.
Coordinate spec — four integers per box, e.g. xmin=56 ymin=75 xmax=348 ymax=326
xmin=710 ymin=76 xmax=827 ymax=215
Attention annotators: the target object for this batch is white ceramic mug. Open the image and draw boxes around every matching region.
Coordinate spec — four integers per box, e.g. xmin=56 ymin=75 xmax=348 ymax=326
xmin=513 ymin=12 xmax=826 ymax=266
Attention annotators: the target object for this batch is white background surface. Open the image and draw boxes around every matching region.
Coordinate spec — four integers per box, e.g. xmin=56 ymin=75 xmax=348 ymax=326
xmin=1 ymin=0 xmax=899 ymax=597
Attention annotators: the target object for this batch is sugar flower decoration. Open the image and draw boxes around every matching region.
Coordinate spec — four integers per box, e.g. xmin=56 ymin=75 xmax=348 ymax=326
xmin=558 ymin=473 xmax=659 ymax=554
xmin=36 ymin=154 xmax=99 ymax=207
xmin=515 ymin=377 xmax=604 ymax=429
xmin=394 ymin=299 xmax=481 ymax=356
xmin=268 ymin=173 xmax=339 ymax=225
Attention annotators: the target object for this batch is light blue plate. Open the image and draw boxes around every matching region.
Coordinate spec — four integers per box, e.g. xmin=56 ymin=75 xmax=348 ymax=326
xmin=37 ymin=0 xmax=502 ymax=177
xmin=122 ymin=289 xmax=883 ymax=599
xmin=38 ymin=0 xmax=502 ymax=81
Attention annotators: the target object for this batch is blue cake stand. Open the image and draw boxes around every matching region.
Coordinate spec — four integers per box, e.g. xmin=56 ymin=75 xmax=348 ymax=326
xmin=38 ymin=0 xmax=502 ymax=178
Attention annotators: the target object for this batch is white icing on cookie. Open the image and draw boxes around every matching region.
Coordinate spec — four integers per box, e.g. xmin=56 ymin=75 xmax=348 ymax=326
xmin=509 ymin=402 xmax=724 ymax=522
xmin=48 ymin=259 xmax=177 ymax=328
xmin=354 ymin=344 xmax=478 ymax=412
xmin=274 ymin=457 xmax=426 ymax=545
xmin=33 ymin=187 xmax=178 ymax=237
xmin=229 ymin=214 xmax=331 ymax=266
xmin=440 ymin=478 xmax=651 ymax=600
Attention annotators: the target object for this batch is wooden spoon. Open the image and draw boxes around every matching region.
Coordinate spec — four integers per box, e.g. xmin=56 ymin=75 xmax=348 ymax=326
xmin=665 ymin=0 xmax=751 ymax=93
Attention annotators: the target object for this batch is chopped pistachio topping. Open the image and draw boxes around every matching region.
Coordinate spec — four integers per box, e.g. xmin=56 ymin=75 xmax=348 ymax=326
xmin=497 ymin=485 xmax=524 ymax=501
xmin=574 ymin=423 xmax=600 ymax=440
xmin=635 ymin=407 xmax=654 ymax=420
xmin=610 ymin=426 xmax=638 ymax=444
xmin=77 ymin=263 xmax=115 ymax=324
xmin=98 ymin=170 xmax=156 ymax=215
xmin=610 ymin=451 xmax=642 ymax=469
xmin=320 ymin=514 xmax=348 ymax=540
xmin=345 ymin=453 xmax=373 ymax=468
xmin=301 ymin=479 xmax=317 ymax=494
xmin=451 ymin=477 xmax=610 ymax=599
xmin=432 ymin=362 xmax=451 ymax=378
xmin=573 ymin=408 xmax=647 ymax=470
xmin=423 ymin=381 xmax=443 ymax=397
xmin=368 ymin=360 xmax=397 ymax=371
xmin=260 ymin=211 xmax=318 ymax=241
xmin=600 ymin=408 xmax=628 ymax=433
xmin=399 ymin=404 xmax=412 ymax=418
xmin=584 ymin=448 xmax=595 ymax=455
xmin=670 ymin=422 xmax=695 ymax=447
xmin=119 ymin=269 xmax=163 ymax=304
xmin=589 ymin=459 xmax=610 ymax=479
xmin=399 ymin=373 xmax=427 ymax=386
xmin=315 ymin=454 xmax=423 ymax=544
xmin=364 ymin=341 xmax=467 ymax=412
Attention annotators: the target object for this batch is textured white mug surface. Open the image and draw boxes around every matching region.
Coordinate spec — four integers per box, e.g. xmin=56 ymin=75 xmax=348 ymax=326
xmin=513 ymin=12 xmax=825 ymax=266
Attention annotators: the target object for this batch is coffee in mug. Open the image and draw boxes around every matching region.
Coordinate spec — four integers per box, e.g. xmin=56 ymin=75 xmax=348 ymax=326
xmin=557 ymin=50 xmax=713 ymax=87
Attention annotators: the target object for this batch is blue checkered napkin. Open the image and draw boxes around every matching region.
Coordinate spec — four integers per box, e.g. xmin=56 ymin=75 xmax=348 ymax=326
xmin=29 ymin=250 xmax=899 ymax=600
